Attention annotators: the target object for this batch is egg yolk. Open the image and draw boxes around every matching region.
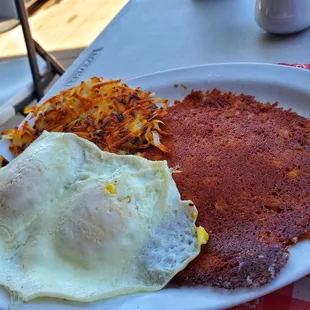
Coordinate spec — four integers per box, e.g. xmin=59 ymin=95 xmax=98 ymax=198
xmin=196 ymin=226 xmax=209 ymax=248
xmin=105 ymin=184 xmax=117 ymax=195
xmin=191 ymin=211 xmax=198 ymax=219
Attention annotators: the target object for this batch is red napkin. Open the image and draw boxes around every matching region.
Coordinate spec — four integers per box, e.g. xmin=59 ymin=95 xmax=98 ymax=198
xmin=278 ymin=63 xmax=310 ymax=70
xmin=228 ymin=275 xmax=310 ymax=310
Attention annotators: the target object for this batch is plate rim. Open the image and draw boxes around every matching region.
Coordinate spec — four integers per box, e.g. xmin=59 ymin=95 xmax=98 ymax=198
xmin=125 ymin=62 xmax=310 ymax=82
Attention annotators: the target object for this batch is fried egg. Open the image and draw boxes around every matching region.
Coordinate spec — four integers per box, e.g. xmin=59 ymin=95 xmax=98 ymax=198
xmin=0 ymin=132 xmax=206 ymax=302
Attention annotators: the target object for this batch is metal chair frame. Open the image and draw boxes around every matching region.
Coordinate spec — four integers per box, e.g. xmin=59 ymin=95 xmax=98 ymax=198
xmin=13 ymin=0 xmax=65 ymax=114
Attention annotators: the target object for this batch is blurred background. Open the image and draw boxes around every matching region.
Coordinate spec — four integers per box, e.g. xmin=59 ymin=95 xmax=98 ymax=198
xmin=0 ymin=0 xmax=128 ymax=132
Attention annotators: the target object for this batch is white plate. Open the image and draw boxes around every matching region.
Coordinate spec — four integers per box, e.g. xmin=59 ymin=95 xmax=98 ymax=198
xmin=0 ymin=63 xmax=309 ymax=310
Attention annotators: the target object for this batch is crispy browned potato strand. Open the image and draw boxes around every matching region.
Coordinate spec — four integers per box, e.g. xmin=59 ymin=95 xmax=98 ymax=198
xmin=2 ymin=77 xmax=170 ymax=156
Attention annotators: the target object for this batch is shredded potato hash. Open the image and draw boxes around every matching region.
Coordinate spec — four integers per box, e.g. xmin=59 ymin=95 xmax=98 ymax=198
xmin=0 ymin=156 xmax=9 ymax=168
xmin=2 ymin=77 xmax=170 ymax=156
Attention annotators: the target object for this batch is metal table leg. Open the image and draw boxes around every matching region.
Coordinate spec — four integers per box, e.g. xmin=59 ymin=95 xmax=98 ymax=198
xmin=14 ymin=0 xmax=44 ymax=100
xmin=13 ymin=0 xmax=65 ymax=103
xmin=34 ymin=40 xmax=65 ymax=76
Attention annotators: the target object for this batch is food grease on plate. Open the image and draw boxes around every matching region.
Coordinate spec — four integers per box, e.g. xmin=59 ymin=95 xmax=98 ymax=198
xmin=0 ymin=132 xmax=206 ymax=302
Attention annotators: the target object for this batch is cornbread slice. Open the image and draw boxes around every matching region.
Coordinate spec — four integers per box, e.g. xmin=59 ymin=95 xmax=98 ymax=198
xmin=144 ymin=89 xmax=310 ymax=288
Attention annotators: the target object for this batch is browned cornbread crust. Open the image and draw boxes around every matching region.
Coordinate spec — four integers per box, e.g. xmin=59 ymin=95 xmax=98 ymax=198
xmin=143 ymin=89 xmax=310 ymax=289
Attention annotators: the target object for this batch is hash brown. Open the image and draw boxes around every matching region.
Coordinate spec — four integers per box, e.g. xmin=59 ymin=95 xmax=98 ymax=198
xmin=2 ymin=77 xmax=169 ymax=156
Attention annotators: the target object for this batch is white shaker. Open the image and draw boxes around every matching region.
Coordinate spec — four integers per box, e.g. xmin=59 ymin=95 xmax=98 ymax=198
xmin=255 ymin=0 xmax=310 ymax=34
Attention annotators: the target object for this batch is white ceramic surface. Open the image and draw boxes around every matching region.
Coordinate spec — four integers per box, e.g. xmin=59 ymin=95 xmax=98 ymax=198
xmin=0 ymin=63 xmax=309 ymax=310
xmin=255 ymin=0 xmax=310 ymax=34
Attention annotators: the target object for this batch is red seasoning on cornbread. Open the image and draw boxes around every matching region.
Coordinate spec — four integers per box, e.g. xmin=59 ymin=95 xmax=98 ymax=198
xmin=144 ymin=89 xmax=310 ymax=289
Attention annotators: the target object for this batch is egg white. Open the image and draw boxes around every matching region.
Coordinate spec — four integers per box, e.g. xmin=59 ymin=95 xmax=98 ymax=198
xmin=0 ymin=132 xmax=200 ymax=302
